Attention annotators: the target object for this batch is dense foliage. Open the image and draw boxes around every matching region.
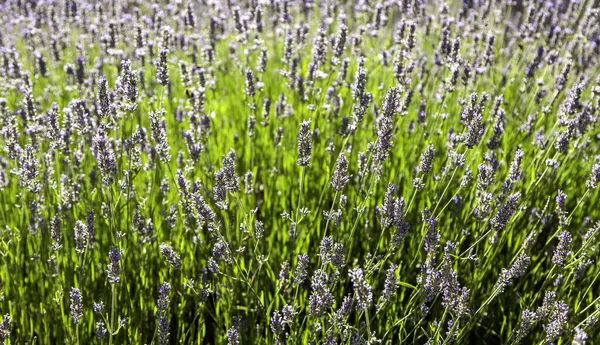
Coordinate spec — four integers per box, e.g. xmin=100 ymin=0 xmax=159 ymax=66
xmin=0 ymin=0 xmax=600 ymax=344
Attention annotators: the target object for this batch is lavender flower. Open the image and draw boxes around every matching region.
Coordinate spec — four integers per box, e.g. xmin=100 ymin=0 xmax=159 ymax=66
xmin=297 ymin=120 xmax=312 ymax=166
xmin=573 ymin=327 xmax=588 ymax=345
xmin=92 ymin=127 xmax=117 ymax=185
xmin=333 ymin=295 xmax=353 ymax=328
xmin=245 ymin=68 xmax=255 ymax=98
xmin=423 ymin=213 xmax=440 ymax=256
xmin=70 ymin=288 xmax=83 ymax=324
xmin=491 ymin=193 xmax=521 ymax=231
xmin=556 ymin=190 xmax=568 ymax=227
xmin=351 ymin=59 xmax=370 ymax=124
xmin=107 ymin=247 xmax=122 ymax=284
xmin=508 ymin=149 xmax=525 ymax=183
xmin=537 ymin=291 xmax=557 ymax=321
xmin=270 ymin=312 xmax=285 ymax=338
xmin=74 ymin=221 xmax=88 ymax=255
xmin=208 ymin=240 xmax=231 ymax=274
xmin=349 ymin=268 xmax=372 ymax=311
xmin=477 ymin=163 xmax=496 ymax=191
xmin=279 ymin=261 xmax=290 ymax=284
xmin=93 ymin=301 xmax=105 ymax=313
xmin=95 ymin=321 xmax=107 ymax=340
xmin=149 ymin=109 xmax=171 ymax=163
xmin=294 ymin=254 xmax=309 ymax=286
xmin=257 ymin=48 xmax=268 ymax=73
xmin=418 ymin=144 xmax=435 ymax=175
xmin=552 ymin=231 xmax=572 ymax=267
xmin=377 ymin=183 xmax=406 ymax=232
xmin=587 ymin=163 xmax=600 ymax=189
xmin=160 ymin=243 xmax=182 ymax=269
xmin=271 ymin=305 xmax=294 ymax=338
xmin=157 ymin=46 xmax=169 ymax=86
xmin=543 ymin=301 xmax=569 ymax=343
xmin=50 ymin=215 xmax=61 ymax=251
xmin=12 ymin=144 xmax=40 ymax=192
xmin=330 ymin=243 xmax=346 ymax=269
xmin=380 ymin=264 xmax=399 ymax=307
xmin=331 ymin=153 xmax=350 ymax=192
xmin=332 ymin=23 xmax=348 ymax=62
xmin=254 ymin=220 xmax=264 ymax=239
xmin=227 ymin=326 xmax=240 ymax=345
xmin=514 ymin=309 xmax=537 ymax=341
xmin=0 ymin=314 xmax=10 ymax=343
xmin=308 ymin=270 xmax=334 ymax=316
xmin=97 ymin=75 xmax=110 ymax=119
xmin=156 ymin=282 xmax=171 ymax=345
xmin=46 ymin=103 xmax=61 ymax=148
xmin=319 ymin=237 xmax=345 ymax=268
xmin=496 ymin=253 xmax=531 ymax=292
xmin=373 ymin=87 xmax=399 ymax=166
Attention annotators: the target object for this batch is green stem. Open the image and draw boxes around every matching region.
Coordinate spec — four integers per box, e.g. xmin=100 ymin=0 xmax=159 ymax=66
xmin=109 ymin=284 xmax=116 ymax=345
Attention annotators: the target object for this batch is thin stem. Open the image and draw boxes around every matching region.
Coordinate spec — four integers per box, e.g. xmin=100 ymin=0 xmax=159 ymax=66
xmin=296 ymin=167 xmax=306 ymax=222
xmin=109 ymin=284 xmax=116 ymax=345
xmin=322 ymin=191 xmax=339 ymax=239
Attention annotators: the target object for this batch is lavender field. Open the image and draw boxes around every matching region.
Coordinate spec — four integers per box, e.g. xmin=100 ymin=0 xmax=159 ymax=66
xmin=0 ymin=0 xmax=599 ymax=344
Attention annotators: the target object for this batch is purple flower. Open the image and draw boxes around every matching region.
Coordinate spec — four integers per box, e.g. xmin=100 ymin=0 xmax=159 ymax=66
xmin=156 ymin=282 xmax=171 ymax=345
xmin=227 ymin=326 xmax=239 ymax=345
xmin=0 ymin=314 xmax=11 ymax=342
xmin=149 ymin=109 xmax=171 ymax=163
xmin=543 ymin=301 xmax=569 ymax=343
xmin=70 ymin=288 xmax=83 ymax=324
xmin=107 ymin=247 xmax=122 ymax=284
xmin=349 ymin=268 xmax=372 ymax=311
xmin=95 ymin=321 xmax=107 ymax=340
xmin=496 ymin=253 xmax=530 ymax=292
xmin=92 ymin=127 xmax=117 ymax=185
xmin=74 ymin=221 xmax=88 ymax=255
xmin=418 ymin=144 xmax=435 ymax=175
xmin=552 ymin=231 xmax=572 ymax=267
xmin=156 ymin=46 xmax=169 ymax=86
xmin=160 ymin=243 xmax=181 ymax=269
xmin=380 ymin=264 xmax=399 ymax=306
xmin=294 ymin=254 xmax=309 ymax=286
xmin=491 ymin=193 xmax=521 ymax=231
xmin=308 ymin=270 xmax=334 ymax=317
xmin=331 ymin=153 xmax=350 ymax=192
xmin=297 ymin=120 xmax=312 ymax=166
xmin=97 ymin=75 xmax=110 ymax=119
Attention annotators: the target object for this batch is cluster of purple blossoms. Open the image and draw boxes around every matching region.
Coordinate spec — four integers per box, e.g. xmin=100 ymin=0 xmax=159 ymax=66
xmin=294 ymin=254 xmax=310 ymax=286
xmin=92 ymin=126 xmax=117 ymax=185
xmin=331 ymin=153 xmax=350 ymax=192
xmin=149 ymin=109 xmax=171 ymax=163
xmin=160 ymin=243 xmax=182 ymax=269
xmin=73 ymin=220 xmax=89 ymax=255
xmin=491 ymin=193 xmax=521 ymax=231
xmin=376 ymin=183 xmax=409 ymax=247
xmin=156 ymin=282 xmax=171 ymax=345
xmin=496 ymin=253 xmax=531 ymax=292
xmin=308 ymin=270 xmax=334 ymax=317
xmin=106 ymin=247 xmax=122 ymax=284
xmin=0 ymin=314 xmax=10 ymax=342
xmin=552 ymin=231 xmax=572 ymax=267
xmin=349 ymin=268 xmax=372 ymax=311
xmin=297 ymin=120 xmax=313 ymax=167
xmin=318 ymin=237 xmax=345 ymax=269
xmin=70 ymin=288 xmax=83 ymax=324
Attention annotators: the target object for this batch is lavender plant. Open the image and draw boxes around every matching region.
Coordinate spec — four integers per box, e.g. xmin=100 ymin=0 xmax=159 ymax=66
xmin=0 ymin=1 xmax=599 ymax=344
